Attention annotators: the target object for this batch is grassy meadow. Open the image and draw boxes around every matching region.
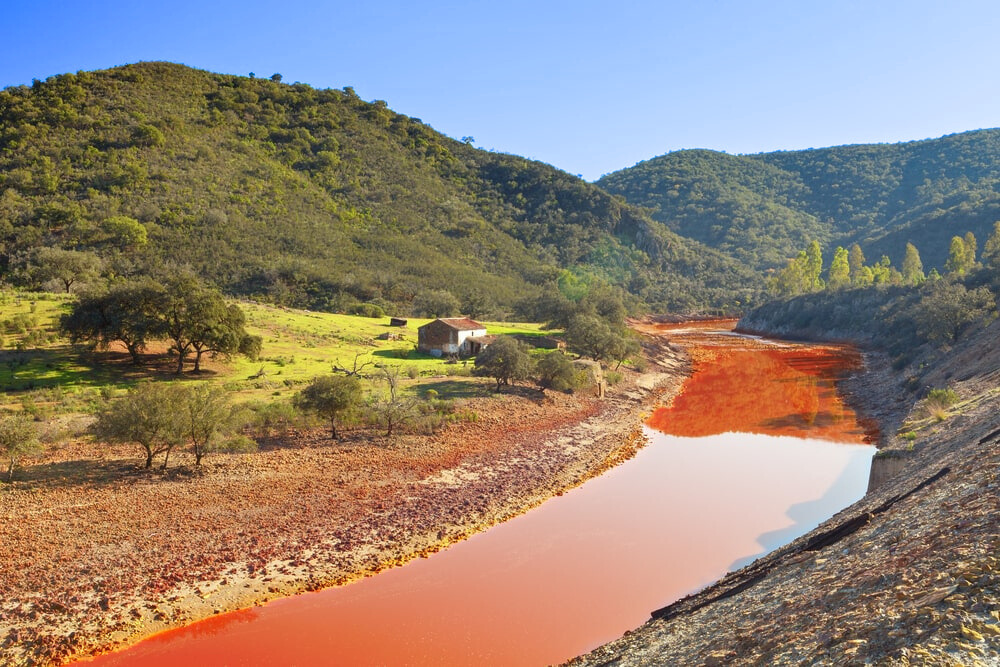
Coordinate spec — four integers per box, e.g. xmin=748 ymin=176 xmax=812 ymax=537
xmin=0 ymin=290 xmax=552 ymax=421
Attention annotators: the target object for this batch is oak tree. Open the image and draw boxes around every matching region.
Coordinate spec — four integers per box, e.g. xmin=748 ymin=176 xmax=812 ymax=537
xmin=0 ymin=413 xmax=40 ymax=481
xmin=295 ymin=374 xmax=363 ymax=440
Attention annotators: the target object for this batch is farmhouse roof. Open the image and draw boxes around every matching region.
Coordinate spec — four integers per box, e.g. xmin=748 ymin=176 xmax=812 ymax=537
xmin=427 ymin=317 xmax=485 ymax=331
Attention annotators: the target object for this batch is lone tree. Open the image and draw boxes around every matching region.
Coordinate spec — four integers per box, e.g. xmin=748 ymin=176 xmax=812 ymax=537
xmin=0 ymin=413 xmax=40 ymax=482
xmin=94 ymin=382 xmax=185 ymax=469
xmin=368 ymin=365 xmax=418 ymax=437
xmin=915 ymin=280 xmax=996 ymax=345
xmin=607 ymin=333 xmax=642 ymax=370
xmin=188 ymin=302 xmax=258 ymax=372
xmin=177 ymin=384 xmax=253 ymax=464
xmin=473 ymin=336 xmax=533 ymax=392
xmin=295 ymin=374 xmax=363 ymax=440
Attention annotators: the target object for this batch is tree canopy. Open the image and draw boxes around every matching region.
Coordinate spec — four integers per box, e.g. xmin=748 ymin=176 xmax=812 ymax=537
xmin=473 ymin=336 xmax=534 ymax=392
xmin=0 ymin=413 xmax=40 ymax=481
xmin=295 ymin=375 xmax=363 ymax=440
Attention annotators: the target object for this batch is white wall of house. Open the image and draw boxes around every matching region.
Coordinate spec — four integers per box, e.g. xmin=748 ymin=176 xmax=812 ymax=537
xmin=456 ymin=328 xmax=486 ymax=354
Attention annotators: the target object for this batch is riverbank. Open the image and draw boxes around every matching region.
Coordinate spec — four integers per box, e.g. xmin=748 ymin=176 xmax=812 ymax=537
xmin=574 ymin=319 xmax=1000 ymax=665
xmin=0 ymin=334 xmax=688 ymax=666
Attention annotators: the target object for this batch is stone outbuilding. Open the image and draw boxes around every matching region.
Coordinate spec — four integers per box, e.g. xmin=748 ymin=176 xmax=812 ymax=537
xmin=417 ymin=318 xmax=489 ymax=357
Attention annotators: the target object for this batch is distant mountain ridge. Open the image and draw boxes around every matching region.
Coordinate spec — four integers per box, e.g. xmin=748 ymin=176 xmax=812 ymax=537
xmin=598 ymin=129 xmax=1000 ymax=271
xmin=0 ymin=62 xmax=758 ymax=315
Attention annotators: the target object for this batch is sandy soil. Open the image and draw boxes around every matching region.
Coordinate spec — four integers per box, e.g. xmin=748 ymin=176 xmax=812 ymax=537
xmin=0 ymin=336 xmax=688 ymax=666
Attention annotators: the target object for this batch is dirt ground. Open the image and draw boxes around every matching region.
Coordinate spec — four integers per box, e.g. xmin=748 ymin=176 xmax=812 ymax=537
xmin=0 ymin=336 xmax=688 ymax=666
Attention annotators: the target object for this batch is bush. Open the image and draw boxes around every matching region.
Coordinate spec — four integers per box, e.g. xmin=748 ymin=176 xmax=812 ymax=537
xmin=922 ymin=387 xmax=959 ymax=421
xmin=247 ymin=399 xmax=302 ymax=438
xmin=536 ymin=350 xmax=582 ymax=393
xmin=349 ymin=302 xmax=386 ymax=318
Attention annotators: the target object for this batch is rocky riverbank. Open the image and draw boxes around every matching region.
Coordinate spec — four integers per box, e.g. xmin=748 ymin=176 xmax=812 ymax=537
xmin=0 ymin=335 xmax=688 ymax=666
xmin=573 ymin=319 xmax=1000 ymax=665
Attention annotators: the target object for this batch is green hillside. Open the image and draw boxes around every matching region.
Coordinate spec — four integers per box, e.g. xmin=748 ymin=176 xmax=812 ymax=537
xmin=0 ymin=62 xmax=758 ymax=315
xmin=598 ymin=130 xmax=1000 ymax=272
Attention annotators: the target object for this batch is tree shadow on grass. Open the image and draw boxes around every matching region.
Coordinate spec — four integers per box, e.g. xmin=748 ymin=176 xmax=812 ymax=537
xmin=0 ymin=346 xmax=220 ymax=393
xmin=371 ymin=348 xmax=414 ymax=361
xmin=418 ymin=379 xmax=492 ymax=400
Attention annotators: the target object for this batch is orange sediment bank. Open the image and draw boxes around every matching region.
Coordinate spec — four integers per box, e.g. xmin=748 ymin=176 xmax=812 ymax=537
xmin=640 ymin=320 xmax=875 ymax=444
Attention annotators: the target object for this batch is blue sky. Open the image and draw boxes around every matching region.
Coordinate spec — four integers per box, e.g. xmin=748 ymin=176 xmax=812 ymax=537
xmin=3 ymin=1 xmax=999 ymax=180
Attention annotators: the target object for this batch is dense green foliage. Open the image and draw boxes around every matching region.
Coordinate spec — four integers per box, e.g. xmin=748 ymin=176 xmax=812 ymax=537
xmin=599 ymin=132 xmax=1000 ymax=275
xmin=473 ymin=336 xmax=534 ymax=391
xmin=294 ymin=374 xmax=363 ymax=439
xmin=0 ymin=62 xmax=755 ymax=316
xmin=93 ymin=381 xmax=187 ymax=468
xmin=535 ymin=350 xmax=582 ymax=393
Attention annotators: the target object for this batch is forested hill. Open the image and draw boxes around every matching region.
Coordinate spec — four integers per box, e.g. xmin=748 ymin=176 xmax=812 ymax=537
xmin=0 ymin=62 xmax=758 ymax=316
xmin=597 ymin=130 xmax=1000 ymax=272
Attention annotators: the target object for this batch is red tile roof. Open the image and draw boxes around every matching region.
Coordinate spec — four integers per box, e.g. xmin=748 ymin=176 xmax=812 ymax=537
xmin=432 ymin=317 xmax=485 ymax=331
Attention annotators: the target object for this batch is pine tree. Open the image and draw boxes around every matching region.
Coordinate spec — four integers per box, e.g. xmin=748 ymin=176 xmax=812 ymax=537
xmin=805 ymin=241 xmax=824 ymax=291
xmin=848 ymin=243 xmax=866 ymax=285
xmin=769 ymin=251 xmax=809 ymax=296
xmin=946 ymin=236 xmax=969 ymax=276
xmin=983 ymin=221 xmax=1000 ymax=269
xmin=901 ymin=242 xmax=925 ymax=285
xmin=871 ymin=256 xmax=893 ymax=284
xmin=963 ymin=232 xmax=978 ymax=268
xmin=827 ymin=246 xmax=850 ymax=290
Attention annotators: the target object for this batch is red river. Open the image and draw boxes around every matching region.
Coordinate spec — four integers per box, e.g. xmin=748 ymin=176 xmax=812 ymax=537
xmin=79 ymin=322 xmax=876 ymax=666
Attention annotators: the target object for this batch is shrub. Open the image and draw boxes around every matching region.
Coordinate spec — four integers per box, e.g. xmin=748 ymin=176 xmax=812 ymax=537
xmin=247 ymin=399 xmax=302 ymax=438
xmin=1 ymin=413 xmax=41 ymax=481
xmin=349 ymin=302 xmax=386 ymax=318
xmin=535 ymin=350 xmax=582 ymax=393
xmin=922 ymin=387 xmax=959 ymax=421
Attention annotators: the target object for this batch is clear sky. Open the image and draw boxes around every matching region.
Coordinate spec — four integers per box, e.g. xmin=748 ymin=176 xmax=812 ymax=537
xmin=3 ymin=0 xmax=999 ymax=181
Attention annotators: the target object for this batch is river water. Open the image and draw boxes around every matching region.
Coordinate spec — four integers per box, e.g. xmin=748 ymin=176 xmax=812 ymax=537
xmin=82 ymin=324 xmax=876 ymax=666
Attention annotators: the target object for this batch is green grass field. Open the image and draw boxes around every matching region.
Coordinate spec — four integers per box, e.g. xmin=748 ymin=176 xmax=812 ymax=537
xmin=0 ymin=290 xmax=554 ymax=415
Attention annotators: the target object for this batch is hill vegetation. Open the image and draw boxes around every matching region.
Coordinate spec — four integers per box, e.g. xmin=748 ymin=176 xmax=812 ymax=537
xmin=0 ymin=62 xmax=758 ymax=316
xmin=598 ymin=130 xmax=1000 ymax=274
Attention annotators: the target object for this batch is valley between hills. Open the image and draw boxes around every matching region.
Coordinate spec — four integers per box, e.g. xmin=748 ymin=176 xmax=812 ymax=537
xmin=1 ymin=62 xmax=999 ymax=665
